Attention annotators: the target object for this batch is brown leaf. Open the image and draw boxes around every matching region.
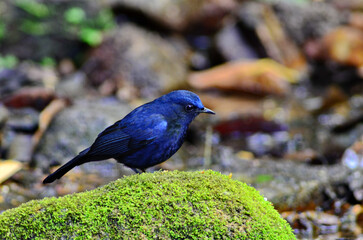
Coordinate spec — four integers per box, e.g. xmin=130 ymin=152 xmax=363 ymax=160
xmin=255 ymin=5 xmax=307 ymax=71
xmin=0 ymin=160 xmax=23 ymax=184
xmin=2 ymin=87 xmax=55 ymax=111
xmin=197 ymin=92 xmax=263 ymax=119
xmin=323 ymin=26 xmax=363 ymax=67
xmin=32 ymin=99 xmax=68 ymax=150
xmin=188 ymin=59 xmax=299 ymax=96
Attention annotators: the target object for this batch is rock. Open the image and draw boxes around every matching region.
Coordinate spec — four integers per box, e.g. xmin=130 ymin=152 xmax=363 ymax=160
xmin=7 ymin=134 xmax=33 ymax=162
xmin=0 ymin=104 xmax=8 ymax=156
xmin=55 ymin=72 xmax=88 ymax=99
xmin=6 ymin=108 xmax=39 ymax=133
xmin=17 ymin=63 xmax=59 ymax=89
xmin=0 ymin=170 xmax=296 ymax=239
xmin=272 ymin=1 xmax=345 ymax=45
xmin=0 ymin=104 xmax=9 ymax=128
xmin=34 ymin=99 xmax=132 ymax=173
xmin=106 ymin=0 xmax=235 ymax=31
xmin=215 ymin=21 xmax=259 ymax=61
xmin=347 ymin=170 xmax=363 ymax=201
xmin=0 ymin=69 xmax=32 ymax=99
xmin=210 ymin=152 xmax=350 ymax=210
xmin=340 ymin=137 xmax=363 ymax=201
xmin=282 ymin=211 xmax=340 ymax=238
xmin=83 ymin=24 xmax=189 ymax=99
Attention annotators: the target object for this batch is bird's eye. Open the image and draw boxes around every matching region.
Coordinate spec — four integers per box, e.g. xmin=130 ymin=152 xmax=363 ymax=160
xmin=185 ymin=104 xmax=195 ymax=112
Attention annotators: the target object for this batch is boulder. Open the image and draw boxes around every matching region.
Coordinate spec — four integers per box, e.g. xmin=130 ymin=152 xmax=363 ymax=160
xmin=0 ymin=170 xmax=296 ymax=239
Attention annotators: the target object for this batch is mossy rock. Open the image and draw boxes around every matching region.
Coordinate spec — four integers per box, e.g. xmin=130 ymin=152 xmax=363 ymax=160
xmin=0 ymin=170 xmax=296 ymax=239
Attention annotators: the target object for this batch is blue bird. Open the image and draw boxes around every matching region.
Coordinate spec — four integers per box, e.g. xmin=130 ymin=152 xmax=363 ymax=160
xmin=43 ymin=90 xmax=215 ymax=184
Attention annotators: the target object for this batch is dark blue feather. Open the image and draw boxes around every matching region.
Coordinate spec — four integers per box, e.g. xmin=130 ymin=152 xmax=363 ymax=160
xmin=43 ymin=90 xmax=215 ymax=184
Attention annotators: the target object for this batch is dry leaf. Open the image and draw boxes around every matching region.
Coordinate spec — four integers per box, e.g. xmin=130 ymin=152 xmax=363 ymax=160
xmin=256 ymin=5 xmax=307 ymax=71
xmin=32 ymin=99 xmax=68 ymax=150
xmin=323 ymin=26 xmax=363 ymax=67
xmin=0 ymin=160 xmax=23 ymax=184
xmin=189 ymin=59 xmax=299 ymax=96
xmin=197 ymin=92 xmax=263 ymax=119
xmin=2 ymin=87 xmax=55 ymax=111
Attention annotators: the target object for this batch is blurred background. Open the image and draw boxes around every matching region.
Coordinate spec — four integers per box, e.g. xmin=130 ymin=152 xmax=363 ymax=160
xmin=0 ymin=0 xmax=363 ymax=238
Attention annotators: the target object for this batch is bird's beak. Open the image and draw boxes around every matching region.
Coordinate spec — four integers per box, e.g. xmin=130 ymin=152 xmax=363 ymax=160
xmin=200 ymin=107 xmax=215 ymax=114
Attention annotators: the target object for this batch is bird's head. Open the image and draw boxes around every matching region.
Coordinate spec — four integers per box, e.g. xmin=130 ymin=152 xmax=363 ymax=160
xmin=160 ymin=90 xmax=215 ymax=123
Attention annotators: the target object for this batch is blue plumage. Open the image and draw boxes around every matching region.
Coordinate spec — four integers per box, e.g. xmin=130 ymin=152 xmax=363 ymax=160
xmin=43 ymin=90 xmax=215 ymax=184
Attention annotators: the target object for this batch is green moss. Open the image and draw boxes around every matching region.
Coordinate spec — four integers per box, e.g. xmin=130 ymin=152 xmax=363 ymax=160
xmin=0 ymin=170 xmax=296 ymax=239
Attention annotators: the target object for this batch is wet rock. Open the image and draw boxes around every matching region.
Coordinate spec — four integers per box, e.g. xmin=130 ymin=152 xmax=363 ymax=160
xmin=0 ymin=69 xmax=33 ymax=98
xmin=34 ymin=99 xmax=132 ymax=174
xmin=210 ymin=151 xmax=350 ymax=210
xmin=339 ymin=204 xmax=363 ymax=239
xmin=0 ymin=105 xmax=8 ymax=157
xmin=342 ymin=147 xmax=363 ymax=170
xmin=215 ymin=21 xmax=259 ymax=61
xmin=55 ymin=72 xmax=88 ymax=99
xmin=347 ymin=170 xmax=363 ymax=201
xmin=106 ymin=0 xmax=235 ymax=31
xmin=1 ymin=108 xmax=38 ymax=159
xmin=328 ymin=125 xmax=363 ymax=158
xmin=0 ymin=105 xmax=9 ymax=128
xmin=339 ymin=137 xmax=363 ymax=200
xmin=83 ymin=24 xmax=189 ymax=99
xmin=6 ymin=108 xmax=39 ymax=133
xmin=272 ymin=1 xmax=345 ymax=45
xmin=17 ymin=63 xmax=59 ymax=89
xmin=282 ymin=211 xmax=340 ymax=239
xmin=7 ymin=134 xmax=33 ymax=162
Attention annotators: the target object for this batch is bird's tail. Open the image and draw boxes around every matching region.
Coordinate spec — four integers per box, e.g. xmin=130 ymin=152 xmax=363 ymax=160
xmin=42 ymin=148 xmax=89 ymax=184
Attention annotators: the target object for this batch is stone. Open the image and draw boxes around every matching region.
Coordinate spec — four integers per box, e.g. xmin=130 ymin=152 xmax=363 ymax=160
xmin=34 ymin=99 xmax=132 ymax=175
xmin=83 ymin=24 xmax=189 ymax=99
xmin=0 ymin=170 xmax=296 ymax=239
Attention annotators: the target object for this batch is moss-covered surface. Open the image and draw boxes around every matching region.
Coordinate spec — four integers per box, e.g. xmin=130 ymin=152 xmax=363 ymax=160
xmin=0 ymin=170 xmax=296 ymax=239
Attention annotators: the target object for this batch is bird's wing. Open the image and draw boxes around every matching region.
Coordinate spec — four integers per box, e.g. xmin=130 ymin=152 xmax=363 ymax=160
xmin=88 ymin=113 xmax=167 ymax=157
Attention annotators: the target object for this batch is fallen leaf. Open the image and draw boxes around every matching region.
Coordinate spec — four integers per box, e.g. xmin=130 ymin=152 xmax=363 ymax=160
xmin=323 ymin=26 xmax=363 ymax=67
xmin=255 ymin=5 xmax=307 ymax=71
xmin=188 ymin=59 xmax=299 ymax=96
xmin=214 ymin=116 xmax=288 ymax=137
xmin=197 ymin=92 xmax=263 ymax=119
xmin=32 ymin=99 xmax=68 ymax=150
xmin=0 ymin=160 xmax=23 ymax=184
xmin=2 ymin=87 xmax=55 ymax=111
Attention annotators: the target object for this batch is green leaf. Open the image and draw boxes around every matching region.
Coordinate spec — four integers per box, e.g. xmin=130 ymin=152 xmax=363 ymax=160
xmin=41 ymin=57 xmax=56 ymax=67
xmin=255 ymin=174 xmax=274 ymax=183
xmin=64 ymin=7 xmax=86 ymax=24
xmin=0 ymin=22 xmax=5 ymax=40
xmin=0 ymin=55 xmax=18 ymax=69
xmin=80 ymin=28 xmax=103 ymax=46
xmin=15 ymin=0 xmax=50 ymax=18
xmin=96 ymin=9 xmax=115 ymax=29
xmin=20 ymin=19 xmax=47 ymax=35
